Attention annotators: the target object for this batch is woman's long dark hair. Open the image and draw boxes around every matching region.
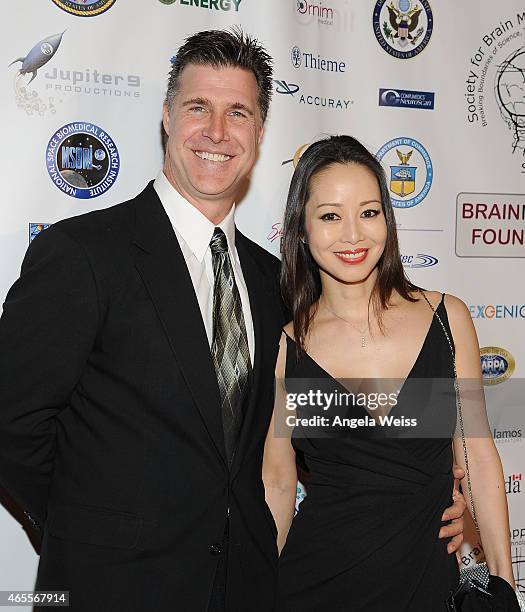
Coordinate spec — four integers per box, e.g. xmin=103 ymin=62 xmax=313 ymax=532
xmin=280 ymin=135 xmax=419 ymax=352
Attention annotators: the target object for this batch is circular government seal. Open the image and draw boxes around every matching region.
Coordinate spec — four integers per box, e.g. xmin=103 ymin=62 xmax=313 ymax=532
xmin=373 ymin=0 xmax=433 ymax=59
xmin=480 ymin=347 xmax=515 ymax=386
xmin=376 ymin=137 xmax=433 ymax=208
xmin=51 ymin=0 xmax=116 ymax=17
xmin=46 ymin=122 xmax=120 ymax=199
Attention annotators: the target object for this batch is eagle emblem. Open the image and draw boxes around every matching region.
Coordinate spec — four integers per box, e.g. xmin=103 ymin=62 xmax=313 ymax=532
xmin=383 ymin=1 xmax=425 ymax=48
xmin=390 ymin=148 xmax=416 ymax=197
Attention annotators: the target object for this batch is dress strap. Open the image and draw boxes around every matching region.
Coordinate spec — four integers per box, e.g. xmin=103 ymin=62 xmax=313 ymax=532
xmin=282 ymin=328 xmax=293 ymax=341
xmin=419 ymin=289 xmax=445 ymax=313
xmin=418 ymin=290 xmax=454 ymax=353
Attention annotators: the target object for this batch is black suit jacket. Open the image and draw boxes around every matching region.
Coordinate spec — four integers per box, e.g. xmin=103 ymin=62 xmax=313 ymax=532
xmin=0 ymin=182 xmax=285 ymax=611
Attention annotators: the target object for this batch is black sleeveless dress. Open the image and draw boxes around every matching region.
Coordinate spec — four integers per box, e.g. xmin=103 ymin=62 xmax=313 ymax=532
xmin=277 ymin=295 xmax=460 ymax=611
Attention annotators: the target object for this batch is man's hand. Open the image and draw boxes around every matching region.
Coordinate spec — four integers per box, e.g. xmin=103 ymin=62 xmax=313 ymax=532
xmin=439 ymin=464 xmax=467 ymax=555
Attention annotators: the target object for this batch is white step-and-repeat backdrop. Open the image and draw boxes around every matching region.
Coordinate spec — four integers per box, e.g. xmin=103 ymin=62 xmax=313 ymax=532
xmin=1 ymin=0 xmax=524 ymax=605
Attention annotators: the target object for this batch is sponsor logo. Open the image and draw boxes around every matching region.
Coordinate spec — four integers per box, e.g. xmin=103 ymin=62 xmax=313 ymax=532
xmin=469 ymin=304 xmax=525 ymax=319
xmin=51 ymin=0 xmax=116 ymax=17
xmin=401 ymin=253 xmax=438 ymax=268
xmin=282 ymin=143 xmax=310 ymax=167
xmin=480 ymin=346 xmax=515 ymax=385
xmin=267 ymin=222 xmax=284 ymax=244
xmin=497 ymin=46 xmax=525 ymax=155
xmin=493 ymin=427 xmax=522 ymax=443
xmin=512 ymin=528 xmax=525 ymax=545
xmin=8 ymin=32 xmax=141 ymax=115
xmin=463 ymin=13 xmax=525 ymax=173
xmin=455 ymin=193 xmax=525 ymax=258
xmin=46 ymin=122 xmax=120 ymax=199
xmin=295 ymin=0 xmax=334 ymax=27
xmin=44 ymin=67 xmax=140 ymax=99
xmin=379 ymin=87 xmax=434 ymax=110
xmin=460 ymin=541 xmax=485 ymax=568
xmin=511 ymin=545 xmax=525 ymax=595
xmin=373 ymin=0 xmax=433 ymax=59
xmin=376 ymin=137 xmax=433 ymax=208
xmin=9 ymin=32 xmax=65 ymax=116
xmin=274 ymin=80 xmax=300 ymax=96
xmin=29 ymin=223 xmax=51 ymax=243
xmin=273 ymin=79 xmax=352 ymax=110
xmin=158 ymin=0 xmax=242 ymax=10
xmin=291 ymin=45 xmax=346 ymax=72
xmin=505 ymin=473 xmax=522 ymax=495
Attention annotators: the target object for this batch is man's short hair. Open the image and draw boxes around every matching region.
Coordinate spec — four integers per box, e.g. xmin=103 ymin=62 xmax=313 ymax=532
xmin=166 ymin=28 xmax=273 ymax=123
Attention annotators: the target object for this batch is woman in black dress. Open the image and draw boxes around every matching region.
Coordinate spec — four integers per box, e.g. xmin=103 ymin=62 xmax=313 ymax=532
xmin=262 ymin=136 xmax=516 ymax=610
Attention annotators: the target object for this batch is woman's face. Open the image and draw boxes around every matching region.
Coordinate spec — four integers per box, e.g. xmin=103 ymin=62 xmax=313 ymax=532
xmin=304 ymin=162 xmax=388 ymax=285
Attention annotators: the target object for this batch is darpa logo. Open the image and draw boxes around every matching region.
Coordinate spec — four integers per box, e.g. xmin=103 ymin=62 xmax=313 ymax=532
xmin=480 ymin=346 xmax=515 ymax=385
xmin=401 ymin=253 xmax=438 ymax=268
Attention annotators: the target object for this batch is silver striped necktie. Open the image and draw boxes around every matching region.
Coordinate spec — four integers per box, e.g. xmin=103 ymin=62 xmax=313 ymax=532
xmin=210 ymin=227 xmax=252 ymax=464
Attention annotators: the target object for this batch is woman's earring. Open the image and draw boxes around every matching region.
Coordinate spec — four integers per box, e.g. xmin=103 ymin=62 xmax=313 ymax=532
xmin=300 ymin=236 xmax=307 ymax=244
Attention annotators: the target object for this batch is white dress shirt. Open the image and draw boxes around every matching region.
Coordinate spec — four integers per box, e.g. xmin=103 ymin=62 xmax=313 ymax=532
xmin=153 ymin=171 xmax=255 ymax=363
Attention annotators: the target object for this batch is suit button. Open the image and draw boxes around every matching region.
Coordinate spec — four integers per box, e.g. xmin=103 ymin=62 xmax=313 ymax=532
xmin=209 ymin=543 xmax=223 ymax=556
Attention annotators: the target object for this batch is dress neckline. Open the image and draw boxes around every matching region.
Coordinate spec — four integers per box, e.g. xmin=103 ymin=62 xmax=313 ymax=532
xmin=284 ymin=298 xmax=443 ymax=404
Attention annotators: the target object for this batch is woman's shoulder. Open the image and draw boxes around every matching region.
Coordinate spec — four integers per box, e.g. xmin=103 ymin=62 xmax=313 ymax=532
xmin=410 ymin=289 xmax=470 ymax=318
xmin=415 ymin=290 xmax=473 ymax=334
xmin=442 ymin=292 xmax=471 ymax=324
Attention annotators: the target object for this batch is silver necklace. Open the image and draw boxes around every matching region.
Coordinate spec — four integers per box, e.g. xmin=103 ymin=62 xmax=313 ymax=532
xmin=322 ymin=299 xmax=370 ymax=348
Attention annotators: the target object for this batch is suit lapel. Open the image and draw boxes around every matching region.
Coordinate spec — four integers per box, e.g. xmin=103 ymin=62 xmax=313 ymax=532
xmin=131 ymin=183 xmax=227 ymax=466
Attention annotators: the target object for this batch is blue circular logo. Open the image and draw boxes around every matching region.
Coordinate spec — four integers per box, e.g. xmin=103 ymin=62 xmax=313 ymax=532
xmin=480 ymin=347 xmax=515 ymax=385
xmin=46 ymin=121 xmax=120 ymax=199
xmin=376 ymin=137 xmax=433 ymax=208
xmin=373 ymin=0 xmax=433 ymax=59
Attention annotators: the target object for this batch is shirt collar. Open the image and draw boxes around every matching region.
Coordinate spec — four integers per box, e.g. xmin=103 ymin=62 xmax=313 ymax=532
xmin=153 ymin=170 xmax=237 ymax=263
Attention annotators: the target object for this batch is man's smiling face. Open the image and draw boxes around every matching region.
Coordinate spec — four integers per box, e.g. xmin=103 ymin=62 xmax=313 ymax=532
xmin=162 ymin=63 xmax=263 ymax=216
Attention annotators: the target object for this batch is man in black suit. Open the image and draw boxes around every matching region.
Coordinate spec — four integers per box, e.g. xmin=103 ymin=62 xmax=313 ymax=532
xmin=0 ymin=29 xmax=466 ymax=612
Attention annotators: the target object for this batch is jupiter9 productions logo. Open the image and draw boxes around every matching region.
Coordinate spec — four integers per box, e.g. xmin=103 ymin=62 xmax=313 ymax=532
xmin=51 ymin=0 xmax=116 ymax=16
xmin=46 ymin=122 xmax=120 ymax=199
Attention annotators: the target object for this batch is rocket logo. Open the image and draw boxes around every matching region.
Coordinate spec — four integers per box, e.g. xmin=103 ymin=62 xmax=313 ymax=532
xmin=8 ymin=32 xmax=65 ymax=115
xmin=9 ymin=32 xmax=65 ymax=84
